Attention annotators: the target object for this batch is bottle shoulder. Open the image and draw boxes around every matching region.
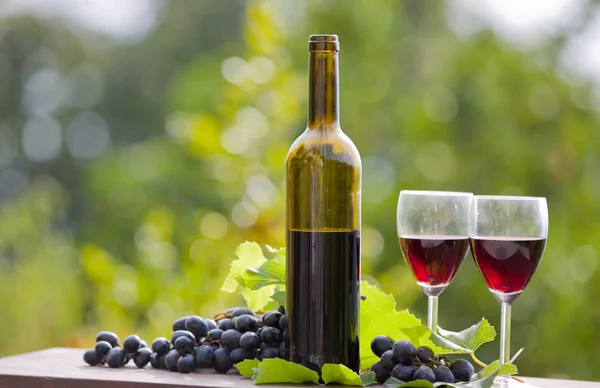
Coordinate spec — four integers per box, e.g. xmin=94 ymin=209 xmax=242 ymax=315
xmin=286 ymin=127 xmax=361 ymax=167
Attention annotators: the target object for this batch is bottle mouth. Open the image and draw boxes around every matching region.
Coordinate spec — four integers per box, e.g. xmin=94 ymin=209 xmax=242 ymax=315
xmin=308 ymin=34 xmax=339 ymax=51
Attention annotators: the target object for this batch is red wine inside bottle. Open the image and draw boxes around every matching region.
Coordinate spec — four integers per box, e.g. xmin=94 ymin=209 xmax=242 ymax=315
xmin=287 ymin=229 xmax=360 ymax=373
xmin=286 ymin=35 xmax=361 ymax=373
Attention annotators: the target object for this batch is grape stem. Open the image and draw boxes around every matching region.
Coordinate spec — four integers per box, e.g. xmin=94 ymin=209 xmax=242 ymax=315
xmin=469 ymin=352 xmax=525 ymax=383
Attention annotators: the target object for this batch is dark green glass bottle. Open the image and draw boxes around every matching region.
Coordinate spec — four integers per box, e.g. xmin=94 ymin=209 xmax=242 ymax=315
xmin=285 ymin=34 xmax=361 ymax=373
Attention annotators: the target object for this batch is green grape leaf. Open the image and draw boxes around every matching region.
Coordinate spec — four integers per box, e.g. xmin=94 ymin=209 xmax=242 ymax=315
xmin=480 ymin=360 xmax=518 ymax=377
xmin=360 ymin=281 xmax=438 ymax=369
xmin=321 ymin=363 xmax=364 ymax=386
xmin=435 ymin=318 xmax=496 ymax=354
xmin=469 ymin=363 xmax=517 ymax=388
xmin=236 ymin=254 xmax=286 ymax=290
xmin=252 ymin=358 xmax=320 ymax=385
xmin=242 ymin=285 xmax=276 ymax=311
xmin=383 ymin=378 xmax=436 ymax=388
xmin=428 ymin=318 xmax=497 ymax=355
xmin=360 ymin=371 xmax=376 ymax=386
xmin=271 ymin=290 xmax=286 ymax=305
xmin=265 ymin=245 xmax=285 ymax=254
xmin=222 ymin=242 xmax=267 ymax=292
xmin=235 ymin=358 xmax=260 ymax=378
xmin=385 ymin=377 xmax=464 ymax=388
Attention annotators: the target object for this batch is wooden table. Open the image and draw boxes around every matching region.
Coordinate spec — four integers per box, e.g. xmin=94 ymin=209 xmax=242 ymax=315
xmin=0 ymin=348 xmax=597 ymax=388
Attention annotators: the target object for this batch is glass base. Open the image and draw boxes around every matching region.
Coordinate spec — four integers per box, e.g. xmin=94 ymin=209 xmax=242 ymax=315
xmin=418 ymin=282 xmax=448 ymax=297
xmin=487 ymin=376 xmax=540 ymax=388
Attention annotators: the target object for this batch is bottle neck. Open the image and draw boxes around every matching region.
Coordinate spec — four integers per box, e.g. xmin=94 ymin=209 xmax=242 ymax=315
xmin=307 ymin=49 xmax=339 ymax=129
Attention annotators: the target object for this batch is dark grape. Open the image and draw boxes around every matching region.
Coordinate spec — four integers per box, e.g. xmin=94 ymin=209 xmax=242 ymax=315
xmin=277 ymin=305 xmax=285 ymax=315
xmin=392 ymin=340 xmax=416 ymax=365
xmin=434 ymin=366 xmax=455 ymax=383
xmin=122 ymin=354 xmax=131 ymax=366
xmin=229 ymin=307 xmax=255 ymax=317
xmin=177 ymin=354 xmax=195 ymax=373
xmin=207 ymin=329 xmax=223 ymax=341
xmin=450 ymin=359 xmax=474 ymax=382
xmin=94 ymin=341 xmax=112 ymax=360
xmin=235 ymin=314 xmax=259 ymax=333
xmin=416 ymin=346 xmax=435 ymax=364
xmin=261 ymin=347 xmax=279 ymax=359
xmin=262 ymin=311 xmax=282 ymax=328
xmin=158 ymin=354 xmax=167 ymax=369
xmin=230 ymin=348 xmax=249 ymax=364
xmin=139 ymin=340 xmax=148 ymax=349
xmin=206 ymin=319 xmax=218 ymax=331
xmin=240 ymin=332 xmax=261 ymax=352
xmin=391 ymin=364 xmax=415 ymax=382
xmin=150 ymin=353 xmax=160 ymax=369
xmin=221 ymin=329 xmax=242 ymax=350
xmin=151 ymin=337 xmax=171 ymax=356
xmin=171 ymin=330 xmax=196 ymax=344
xmin=134 ymin=348 xmax=153 ymax=368
xmin=174 ymin=336 xmax=195 ymax=355
xmin=414 ymin=365 xmax=435 ymax=383
xmin=279 ymin=314 xmax=288 ymax=330
xmin=106 ymin=348 xmax=126 ymax=368
xmin=260 ymin=327 xmax=281 ymax=347
xmin=165 ymin=349 xmax=181 ymax=372
xmin=83 ymin=349 xmax=102 ymax=366
xmin=259 ymin=342 xmax=268 ymax=352
xmin=218 ymin=318 xmax=235 ymax=331
xmin=172 ymin=316 xmax=190 ymax=332
xmin=186 ymin=316 xmax=209 ymax=339
xmin=371 ymin=361 xmax=391 ymax=383
xmin=96 ymin=331 xmax=119 ymax=348
xmin=371 ymin=335 xmax=394 ymax=358
xmin=123 ymin=335 xmax=142 ymax=355
xmin=213 ymin=348 xmax=233 ymax=373
xmin=381 ymin=349 xmax=398 ymax=371
xmin=195 ymin=345 xmax=215 ymax=368
xmin=278 ymin=341 xmax=287 ymax=359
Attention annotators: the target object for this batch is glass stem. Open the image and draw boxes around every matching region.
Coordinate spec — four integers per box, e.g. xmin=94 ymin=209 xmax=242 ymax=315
xmin=500 ymin=303 xmax=512 ymax=365
xmin=427 ymin=296 xmax=439 ymax=332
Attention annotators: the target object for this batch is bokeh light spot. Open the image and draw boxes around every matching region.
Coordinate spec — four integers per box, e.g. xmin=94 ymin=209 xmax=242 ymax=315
xmin=245 ymin=174 xmax=277 ymax=208
xmin=423 ymin=85 xmax=458 ymax=122
xmin=414 ymin=142 xmax=456 ymax=182
xmin=22 ymin=117 xmax=62 ymax=162
xmin=66 ymin=111 xmax=111 ymax=159
xmin=189 ymin=238 xmax=216 ymax=263
xmin=568 ymin=245 xmax=597 ymax=283
xmin=362 ymin=228 xmax=385 ymax=258
xmin=248 ymin=56 xmax=276 ymax=84
xmin=201 ymin=212 xmax=228 ymax=239
xmin=221 ymin=56 xmax=248 ymax=84
xmin=232 ymin=200 xmax=259 ymax=228
xmin=221 ymin=127 xmax=249 ymax=154
xmin=362 ymin=156 xmax=395 ymax=203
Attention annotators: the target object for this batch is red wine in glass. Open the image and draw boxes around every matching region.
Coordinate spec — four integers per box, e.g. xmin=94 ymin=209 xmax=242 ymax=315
xmin=470 ymin=237 xmax=546 ymax=295
xmin=399 ymin=236 xmax=470 ymax=288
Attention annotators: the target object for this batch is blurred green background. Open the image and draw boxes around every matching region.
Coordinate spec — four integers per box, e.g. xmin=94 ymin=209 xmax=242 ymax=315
xmin=0 ymin=0 xmax=599 ymax=381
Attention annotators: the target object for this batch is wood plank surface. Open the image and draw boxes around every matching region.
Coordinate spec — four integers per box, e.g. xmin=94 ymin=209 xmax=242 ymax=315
xmin=0 ymin=348 xmax=597 ymax=388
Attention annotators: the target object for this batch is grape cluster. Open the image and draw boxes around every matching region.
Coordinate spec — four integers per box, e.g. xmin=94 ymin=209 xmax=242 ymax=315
xmin=82 ymin=331 xmax=152 ymax=368
xmin=370 ymin=336 xmax=474 ymax=384
xmin=83 ymin=306 xmax=289 ymax=374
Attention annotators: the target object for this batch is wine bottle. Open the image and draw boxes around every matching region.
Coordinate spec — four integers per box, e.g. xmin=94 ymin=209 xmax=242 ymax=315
xmin=285 ymin=34 xmax=361 ymax=374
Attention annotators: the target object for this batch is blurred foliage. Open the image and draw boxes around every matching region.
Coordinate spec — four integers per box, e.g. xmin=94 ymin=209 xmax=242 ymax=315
xmin=0 ymin=0 xmax=599 ymax=381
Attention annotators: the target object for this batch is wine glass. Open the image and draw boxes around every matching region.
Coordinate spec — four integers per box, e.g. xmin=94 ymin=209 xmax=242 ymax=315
xmin=470 ymin=195 xmax=548 ymax=387
xmin=397 ymin=190 xmax=473 ymax=331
